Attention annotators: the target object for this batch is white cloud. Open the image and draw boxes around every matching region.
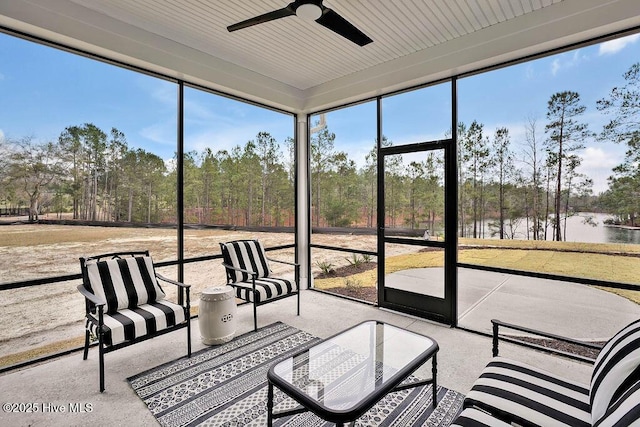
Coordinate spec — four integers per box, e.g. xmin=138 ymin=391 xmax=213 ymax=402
xmin=139 ymin=78 xmax=175 ymax=106
xmin=0 ymin=128 xmax=4 ymax=142
xmin=551 ymin=59 xmax=561 ymax=76
xmin=164 ymin=157 xmax=176 ymax=173
xmin=598 ymin=34 xmax=640 ymax=56
xmin=577 ymin=146 xmax=621 ymax=194
xmin=524 ymin=64 xmax=535 ymax=80
xmin=550 ymin=50 xmax=586 ymax=76
xmin=139 ymin=121 xmax=175 ymax=146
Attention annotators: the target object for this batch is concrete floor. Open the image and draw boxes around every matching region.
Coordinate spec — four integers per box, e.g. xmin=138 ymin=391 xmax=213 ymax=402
xmin=0 ymin=289 xmax=595 ymax=427
xmin=389 ymin=267 xmax=640 ymax=339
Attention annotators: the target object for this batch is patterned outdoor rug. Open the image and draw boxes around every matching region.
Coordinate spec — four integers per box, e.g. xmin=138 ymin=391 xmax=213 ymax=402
xmin=128 ymin=322 xmax=464 ymax=426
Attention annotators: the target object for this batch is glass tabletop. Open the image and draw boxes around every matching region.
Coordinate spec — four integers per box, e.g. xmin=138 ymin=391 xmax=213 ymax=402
xmin=268 ymin=320 xmax=438 ymax=417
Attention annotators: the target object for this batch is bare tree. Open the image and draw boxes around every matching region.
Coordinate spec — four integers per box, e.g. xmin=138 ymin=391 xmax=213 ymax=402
xmin=6 ymin=137 xmax=64 ymax=221
xmin=522 ymin=116 xmax=544 ymax=240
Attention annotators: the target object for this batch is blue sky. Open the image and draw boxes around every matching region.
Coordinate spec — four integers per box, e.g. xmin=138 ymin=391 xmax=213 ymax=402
xmin=0 ymin=33 xmax=294 ymax=164
xmin=1 ymin=31 xmax=639 ymax=193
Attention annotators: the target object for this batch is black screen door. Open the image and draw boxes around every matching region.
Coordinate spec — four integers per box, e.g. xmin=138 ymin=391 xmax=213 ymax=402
xmin=377 ymin=140 xmax=457 ymax=325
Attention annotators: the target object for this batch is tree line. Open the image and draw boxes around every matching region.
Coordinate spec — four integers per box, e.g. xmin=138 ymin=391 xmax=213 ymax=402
xmin=1 ymin=63 xmax=639 ymax=242
xmin=0 ymin=125 xmax=297 ymax=226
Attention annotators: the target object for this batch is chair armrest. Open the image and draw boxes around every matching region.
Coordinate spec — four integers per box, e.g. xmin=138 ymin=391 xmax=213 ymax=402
xmin=221 ymin=262 xmax=257 ymax=277
xmin=156 ymin=273 xmax=191 ymax=288
xmin=492 ymin=319 xmax=601 ymax=363
xmin=267 ymin=258 xmax=299 ymax=267
xmin=77 ymin=284 xmax=106 ymax=307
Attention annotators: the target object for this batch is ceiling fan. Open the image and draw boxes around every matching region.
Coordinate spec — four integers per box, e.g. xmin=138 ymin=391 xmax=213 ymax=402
xmin=227 ymin=0 xmax=373 ymax=47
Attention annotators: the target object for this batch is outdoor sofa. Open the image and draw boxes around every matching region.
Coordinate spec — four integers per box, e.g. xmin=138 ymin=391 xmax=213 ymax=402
xmin=453 ymin=318 xmax=640 ymax=426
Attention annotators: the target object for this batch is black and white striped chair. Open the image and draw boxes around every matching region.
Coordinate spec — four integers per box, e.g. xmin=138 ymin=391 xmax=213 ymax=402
xmin=78 ymin=251 xmax=191 ymax=392
xmin=457 ymin=318 xmax=640 ymax=426
xmin=220 ymin=240 xmax=299 ymax=331
xmin=451 ymin=407 xmax=512 ymax=426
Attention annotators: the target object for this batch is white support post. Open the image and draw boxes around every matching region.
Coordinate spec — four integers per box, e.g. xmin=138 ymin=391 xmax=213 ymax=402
xmin=296 ymin=116 xmax=310 ymax=289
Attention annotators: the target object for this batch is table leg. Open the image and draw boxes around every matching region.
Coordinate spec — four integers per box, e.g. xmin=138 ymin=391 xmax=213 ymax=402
xmin=432 ymin=353 xmax=438 ymax=409
xmin=267 ymin=381 xmax=274 ymax=427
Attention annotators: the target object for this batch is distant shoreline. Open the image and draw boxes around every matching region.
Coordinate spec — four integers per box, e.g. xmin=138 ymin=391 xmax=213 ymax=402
xmin=605 ymin=224 xmax=640 ymax=231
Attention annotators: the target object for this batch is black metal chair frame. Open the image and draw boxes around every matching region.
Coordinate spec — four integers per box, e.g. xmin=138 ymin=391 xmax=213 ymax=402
xmin=221 ymin=243 xmax=300 ymax=331
xmin=491 ymin=318 xmax=601 ymax=363
xmin=78 ymin=250 xmax=191 ymax=392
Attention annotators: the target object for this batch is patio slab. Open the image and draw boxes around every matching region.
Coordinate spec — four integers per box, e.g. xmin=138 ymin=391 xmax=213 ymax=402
xmin=386 ymin=267 xmax=640 ymax=340
xmin=0 ymin=289 xmax=594 ymax=427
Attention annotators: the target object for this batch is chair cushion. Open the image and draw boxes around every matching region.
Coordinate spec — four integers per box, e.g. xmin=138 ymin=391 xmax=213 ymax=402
xmin=591 ymin=319 xmax=640 ymax=424
xmin=221 ymin=240 xmax=271 ymax=283
xmin=230 ymin=277 xmax=296 ymax=303
xmin=87 ymin=300 xmax=185 ymax=346
xmin=85 ymin=255 xmax=165 ymax=314
xmin=464 ymin=357 xmax=591 ymax=427
xmin=452 ymin=407 xmax=512 ymax=427
xmin=594 ymin=379 xmax=640 ymax=427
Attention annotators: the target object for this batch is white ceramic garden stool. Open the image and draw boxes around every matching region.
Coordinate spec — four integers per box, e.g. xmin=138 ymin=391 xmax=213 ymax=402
xmin=199 ymin=286 xmax=237 ymax=345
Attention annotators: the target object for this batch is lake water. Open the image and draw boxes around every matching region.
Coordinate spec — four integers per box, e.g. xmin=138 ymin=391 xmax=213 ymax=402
xmin=489 ymin=213 xmax=640 ymax=245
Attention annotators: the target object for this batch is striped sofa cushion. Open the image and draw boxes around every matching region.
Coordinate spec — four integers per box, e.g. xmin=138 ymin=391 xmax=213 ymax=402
xmin=591 ymin=318 xmax=640 ymax=424
xmin=87 ymin=300 xmax=185 ymax=346
xmin=231 ymin=277 xmax=296 ymax=303
xmin=452 ymin=407 xmax=512 ymax=427
xmin=221 ymin=240 xmax=272 ymax=283
xmin=594 ymin=379 xmax=640 ymax=427
xmin=85 ymin=255 xmax=165 ymax=314
xmin=464 ymin=357 xmax=591 ymax=426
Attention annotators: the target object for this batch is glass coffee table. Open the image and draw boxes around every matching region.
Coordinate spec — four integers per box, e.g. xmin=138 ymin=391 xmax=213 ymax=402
xmin=266 ymin=320 xmax=439 ymax=426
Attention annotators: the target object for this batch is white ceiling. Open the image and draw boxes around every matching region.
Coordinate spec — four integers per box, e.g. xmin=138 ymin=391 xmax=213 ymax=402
xmin=1 ymin=0 xmax=639 ymax=113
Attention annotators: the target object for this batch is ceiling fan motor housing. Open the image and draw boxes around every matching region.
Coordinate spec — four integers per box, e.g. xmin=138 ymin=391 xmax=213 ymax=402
xmin=295 ymin=0 xmax=323 ymax=21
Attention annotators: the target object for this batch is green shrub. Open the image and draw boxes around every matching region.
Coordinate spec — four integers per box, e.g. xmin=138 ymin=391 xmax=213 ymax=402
xmin=345 ymin=254 xmax=364 ymax=268
xmin=315 ymin=260 xmax=334 ymax=275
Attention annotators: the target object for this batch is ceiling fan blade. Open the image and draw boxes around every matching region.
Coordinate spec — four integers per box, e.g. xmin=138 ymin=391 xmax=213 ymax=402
xmin=316 ymin=7 xmax=372 ymax=46
xmin=227 ymin=5 xmax=296 ymax=32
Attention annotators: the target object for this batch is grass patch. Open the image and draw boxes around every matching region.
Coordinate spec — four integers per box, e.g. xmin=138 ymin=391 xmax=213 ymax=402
xmin=0 ymin=224 xmax=240 ymax=248
xmin=314 ymin=251 xmax=442 ymax=290
xmin=460 ymin=237 xmax=640 ymax=255
xmin=315 ymin=267 xmax=377 ymax=290
xmin=459 ymin=248 xmax=638 ymax=284
xmin=0 ymin=336 xmax=85 ymax=368
xmin=314 ymin=246 xmax=640 ymax=305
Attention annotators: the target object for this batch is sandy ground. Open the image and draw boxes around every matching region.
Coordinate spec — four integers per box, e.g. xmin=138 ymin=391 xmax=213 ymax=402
xmin=0 ymin=224 xmax=399 ymax=360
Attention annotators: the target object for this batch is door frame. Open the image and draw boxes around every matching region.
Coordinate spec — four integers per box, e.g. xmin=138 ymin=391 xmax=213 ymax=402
xmin=375 ymin=80 xmax=458 ymax=326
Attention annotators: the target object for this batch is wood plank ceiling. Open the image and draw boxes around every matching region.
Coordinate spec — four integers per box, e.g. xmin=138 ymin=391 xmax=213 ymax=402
xmin=70 ymin=0 xmax=562 ymax=90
